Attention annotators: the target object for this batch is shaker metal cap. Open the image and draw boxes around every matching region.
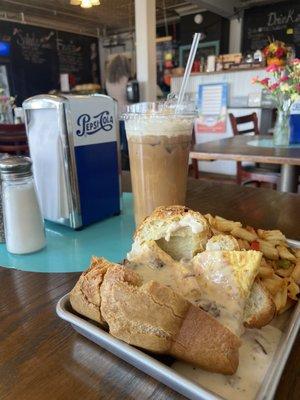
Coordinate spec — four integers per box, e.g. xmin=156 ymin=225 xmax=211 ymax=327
xmin=0 ymin=156 xmax=32 ymax=180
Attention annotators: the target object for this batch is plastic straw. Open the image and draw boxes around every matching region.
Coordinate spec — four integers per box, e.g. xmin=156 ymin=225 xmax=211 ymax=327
xmin=176 ymin=33 xmax=201 ymax=112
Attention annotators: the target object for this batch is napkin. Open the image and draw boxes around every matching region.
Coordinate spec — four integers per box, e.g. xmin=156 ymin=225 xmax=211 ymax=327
xmin=27 ymin=108 xmax=70 ymax=221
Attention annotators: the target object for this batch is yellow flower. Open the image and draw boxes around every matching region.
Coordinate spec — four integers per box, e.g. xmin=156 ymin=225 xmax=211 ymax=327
xmin=280 ymin=83 xmax=291 ymax=92
xmin=291 ymin=93 xmax=300 ymax=102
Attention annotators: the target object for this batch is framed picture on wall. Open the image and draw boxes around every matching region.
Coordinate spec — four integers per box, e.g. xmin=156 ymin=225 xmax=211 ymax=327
xmin=179 ymin=40 xmax=220 ymax=67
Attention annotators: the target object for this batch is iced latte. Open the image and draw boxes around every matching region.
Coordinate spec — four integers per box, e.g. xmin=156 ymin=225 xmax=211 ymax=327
xmin=124 ymin=103 xmax=194 ymax=225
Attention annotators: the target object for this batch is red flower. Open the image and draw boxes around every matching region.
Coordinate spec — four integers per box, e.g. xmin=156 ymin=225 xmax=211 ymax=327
xmin=263 ymin=48 xmax=269 ymax=57
xmin=295 ymin=84 xmax=300 ymax=93
xmin=260 ymin=78 xmax=270 ymax=86
xmin=274 ymin=47 xmax=285 ymax=58
xmin=293 ymin=58 xmax=300 ymax=65
xmin=270 ymin=83 xmax=279 ymax=91
xmin=280 ymin=75 xmax=289 ymax=82
xmin=266 ymin=64 xmax=279 ymax=73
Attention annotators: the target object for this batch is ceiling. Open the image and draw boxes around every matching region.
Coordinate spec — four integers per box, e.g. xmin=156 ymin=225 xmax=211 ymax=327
xmin=0 ymin=0 xmax=196 ymax=36
xmin=0 ymin=0 xmax=285 ymax=37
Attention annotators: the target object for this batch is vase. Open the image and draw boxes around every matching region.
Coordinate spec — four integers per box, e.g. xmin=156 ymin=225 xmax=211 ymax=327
xmin=0 ymin=106 xmax=13 ymax=124
xmin=273 ymin=110 xmax=290 ymax=147
xmin=267 ymin=57 xmax=286 ymax=67
xmin=0 ymin=112 xmax=10 ymax=124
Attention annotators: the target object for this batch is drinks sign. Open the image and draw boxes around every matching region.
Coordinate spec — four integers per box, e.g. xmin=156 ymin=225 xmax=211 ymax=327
xmin=242 ymin=2 xmax=300 ymax=53
xmin=267 ymin=10 xmax=297 ymax=27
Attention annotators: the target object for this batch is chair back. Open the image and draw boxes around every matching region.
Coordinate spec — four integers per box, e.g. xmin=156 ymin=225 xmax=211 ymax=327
xmin=0 ymin=124 xmax=28 ymax=155
xmin=229 ymin=113 xmax=260 ymax=136
xmin=0 ymin=123 xmax=26 ymax=133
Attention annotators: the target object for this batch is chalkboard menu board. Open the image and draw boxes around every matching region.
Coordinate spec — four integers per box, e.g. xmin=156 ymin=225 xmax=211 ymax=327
xmin=57 ymin=31 xmax=99 ymax=85
xmin=0 ymin=21 xmax=100 ymax=105
xmin=0 ymin=22 xmax=59 ymax=104
xmin=243 ymin=1 xmax=300 ymax=55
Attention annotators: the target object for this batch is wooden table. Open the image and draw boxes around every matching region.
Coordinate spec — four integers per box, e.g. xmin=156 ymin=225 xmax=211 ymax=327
xmin=1 ymin=179 xmax=300 ymax=400
xmin=190 ymin=135 xmax=300 ymax=193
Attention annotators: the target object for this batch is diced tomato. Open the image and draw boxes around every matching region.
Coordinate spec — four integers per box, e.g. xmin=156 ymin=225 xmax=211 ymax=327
xmin=250 ymin=240 xmax=260 ymax=251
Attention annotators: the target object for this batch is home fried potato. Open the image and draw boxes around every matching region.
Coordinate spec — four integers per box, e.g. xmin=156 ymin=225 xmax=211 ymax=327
xmin=287 ymin=278 xmax=300 ymax=301
xmin=230 ymin=227 xmax=258 ymax=242
xmin=272 ymin=280 xmax=288 ymax=313
xmin=291 ymin=260 xmax=300 ymax=284
xmin=262 ymin=276 xmax=284 ymax=296
xmin=205 ymin=214 xmax=242 ymax=232
xmin=277 ymin=245 xmax=296 ymax=262
xmin=257 ymin=229 xmax=286 ymax=243
xmin=205 ymin=213 xmax=299 ymax=315
xmin=257 ymin=240 xmax=279 ymax=260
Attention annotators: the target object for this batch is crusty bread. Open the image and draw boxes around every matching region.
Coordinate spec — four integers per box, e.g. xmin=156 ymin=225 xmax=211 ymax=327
xmin=69 ymin=257 xmax=240 ymax=374
xmin=132 ymin=205 xmax=211 ymax=260
xmin=244 ymin=280 xmax=276 ymax=328
xmin=206 ymin=234 xmax=239 ymax=251
xmin=69 ymin=257 xmax=116 ymax=325
xmin=170 ymin=305 xmax=240 ymax=374
xmin=100 ymin=263 xmax=240 ymax=374
xmin=100 ymin=264 xmax=188 ymax=353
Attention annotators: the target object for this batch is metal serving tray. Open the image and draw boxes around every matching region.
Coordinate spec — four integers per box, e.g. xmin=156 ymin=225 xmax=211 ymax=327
xmin=56 ymin=239 xmax=300 ymax=400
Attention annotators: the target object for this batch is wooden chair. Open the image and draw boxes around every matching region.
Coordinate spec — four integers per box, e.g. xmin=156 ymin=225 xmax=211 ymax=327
xmin=229 ymin=113 xmax=280 ymax=189
xmin=0 ymin=124 xmax=29 ymax=155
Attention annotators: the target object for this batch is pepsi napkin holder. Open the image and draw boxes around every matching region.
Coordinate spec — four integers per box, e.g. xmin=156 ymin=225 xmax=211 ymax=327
xmin=23 ymin=94 xmax=121 ymax=229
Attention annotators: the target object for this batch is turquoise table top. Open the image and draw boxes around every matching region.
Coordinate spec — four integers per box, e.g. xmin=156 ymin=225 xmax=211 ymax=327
xmin=0 ymin=193 xmax=135 ymax=273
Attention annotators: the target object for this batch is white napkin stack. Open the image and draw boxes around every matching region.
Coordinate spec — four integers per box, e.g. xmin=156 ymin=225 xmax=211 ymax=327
xmin=27 ymin=108 xmax=70 ymax=221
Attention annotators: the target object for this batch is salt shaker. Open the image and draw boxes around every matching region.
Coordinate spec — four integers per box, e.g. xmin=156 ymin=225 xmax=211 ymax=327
xmin=0 ymin=157 xmax=46 ymax=254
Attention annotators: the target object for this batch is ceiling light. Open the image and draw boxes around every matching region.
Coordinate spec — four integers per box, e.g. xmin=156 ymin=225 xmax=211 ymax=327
xmin=70 ymin=0 xmax=100 ymax=7
xmin=81 ymin=0 xmax=92 ymax=8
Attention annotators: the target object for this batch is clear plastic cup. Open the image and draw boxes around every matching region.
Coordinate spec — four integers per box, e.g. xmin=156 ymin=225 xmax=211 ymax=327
xmin=123 ymin=102 xmax=195 ymax=226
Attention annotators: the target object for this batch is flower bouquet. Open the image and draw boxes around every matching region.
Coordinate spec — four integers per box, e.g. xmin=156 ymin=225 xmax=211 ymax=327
xmin=263 ymin=41 xmax=289 ymax=67
xmin=0 ymin=88 xmax=15 ymax=123
xmin=252 ymin=59 xmax=300 ymax=146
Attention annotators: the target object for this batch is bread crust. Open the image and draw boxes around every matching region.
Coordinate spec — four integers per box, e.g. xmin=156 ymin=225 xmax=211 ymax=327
xmin=132 ymin=206 xmax=211 ymax=261
xmin=100 ymin=265 xmax=188 ymax=353
xmin=134 ymin=205 xmax=210 ymax=242
xmin=170 ymin=305 xmax=240 ymax=375
xmin=100 ymin=263 xmax=240 ymax=374
xmin=206 ymin=234 xmax=240 ymax=251
xmin=69 ymin=257 xmax=115 ymax=325
xmin=244 ymin=280 xmax=276 ymax=328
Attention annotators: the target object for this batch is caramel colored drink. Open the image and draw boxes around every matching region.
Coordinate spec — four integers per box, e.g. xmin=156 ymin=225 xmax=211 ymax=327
xmin=124 ymin=104 xmax=194 ymax=225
